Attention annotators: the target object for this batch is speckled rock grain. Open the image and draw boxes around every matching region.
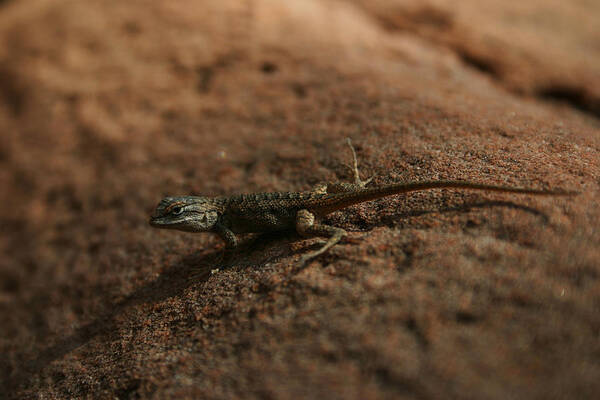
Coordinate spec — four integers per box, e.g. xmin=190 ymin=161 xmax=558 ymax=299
xmin=0 ymin=0 xmax=599 ymax=399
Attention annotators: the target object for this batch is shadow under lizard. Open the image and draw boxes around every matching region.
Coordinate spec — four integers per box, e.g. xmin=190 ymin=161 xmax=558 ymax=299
xmin=150 ymin=139 xmax=576 ymax=264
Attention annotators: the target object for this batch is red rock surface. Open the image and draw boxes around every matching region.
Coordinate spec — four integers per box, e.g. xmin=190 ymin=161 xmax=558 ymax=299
xmin=1 ymin=0 xmax=599 ymax=398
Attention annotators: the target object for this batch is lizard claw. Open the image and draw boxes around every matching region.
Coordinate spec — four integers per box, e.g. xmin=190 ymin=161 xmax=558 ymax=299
xmin=360 ymin=173 xmax=375 ymax=187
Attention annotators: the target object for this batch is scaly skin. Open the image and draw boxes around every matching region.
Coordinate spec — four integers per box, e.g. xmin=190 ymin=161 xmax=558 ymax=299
xmin=150 ymin=139 xmax=576 ymax=264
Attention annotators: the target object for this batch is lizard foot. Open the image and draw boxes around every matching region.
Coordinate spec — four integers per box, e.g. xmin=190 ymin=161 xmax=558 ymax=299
xmin=345 ymin=137 xmax=374 ymax=188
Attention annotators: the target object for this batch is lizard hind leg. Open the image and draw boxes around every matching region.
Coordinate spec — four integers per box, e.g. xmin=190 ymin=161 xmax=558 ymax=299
xmin=311 ymin=138 xmax=375 ymax=195
xmin=296 ymin=209 xmax=347 ymax=264
xmin=345 ymin=137 xmax=374 ymax=188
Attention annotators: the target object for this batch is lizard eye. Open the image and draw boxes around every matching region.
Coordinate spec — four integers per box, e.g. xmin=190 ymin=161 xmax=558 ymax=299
xmin=171 ymin=206 xmax=183 ymax=215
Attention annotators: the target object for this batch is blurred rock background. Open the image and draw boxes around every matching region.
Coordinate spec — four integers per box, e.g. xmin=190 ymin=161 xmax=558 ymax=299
xmin=0 ymin=1 xmax=598 ymax=398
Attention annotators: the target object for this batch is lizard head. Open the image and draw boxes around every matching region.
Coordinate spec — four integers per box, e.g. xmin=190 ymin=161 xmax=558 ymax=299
xmin=149 ymin=196 xmax=219 ymax=232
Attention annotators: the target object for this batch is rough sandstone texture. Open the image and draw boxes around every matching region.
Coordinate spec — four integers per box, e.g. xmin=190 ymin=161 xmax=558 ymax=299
xmin=1 ymin=0 xmax=599 ymax=399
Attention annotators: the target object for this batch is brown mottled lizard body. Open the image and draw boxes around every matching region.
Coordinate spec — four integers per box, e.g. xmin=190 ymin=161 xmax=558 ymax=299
xmin=150 ymin=139 xmax=576 ymax=263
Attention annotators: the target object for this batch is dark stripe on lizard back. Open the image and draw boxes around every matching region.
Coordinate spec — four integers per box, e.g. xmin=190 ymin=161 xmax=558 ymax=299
xmin=223 ymin=191 xmax=328 ymax=211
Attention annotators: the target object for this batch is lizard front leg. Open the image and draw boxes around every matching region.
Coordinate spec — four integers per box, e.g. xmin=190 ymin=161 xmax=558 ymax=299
xmin=211 ymin=222 xmax=238 ymax=271
xmin=214 ymin=222 xmax=238 ymax=249
xmin=296 ymin=209 xmax=347 ymax=264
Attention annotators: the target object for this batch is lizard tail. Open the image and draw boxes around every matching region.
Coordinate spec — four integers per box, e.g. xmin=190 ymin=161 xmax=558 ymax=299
xmin=315 ymin=180 xmax=577 ymax=215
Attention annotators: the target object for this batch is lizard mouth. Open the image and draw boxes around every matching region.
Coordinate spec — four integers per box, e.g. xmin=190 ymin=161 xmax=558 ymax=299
xmin=149 ymin=216 xmax=184 ymax=230
xmin=149 ymin=216 xmax=165 ymax=227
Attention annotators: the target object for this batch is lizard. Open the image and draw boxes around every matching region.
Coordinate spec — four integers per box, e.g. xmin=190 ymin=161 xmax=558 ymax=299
xmin=149 ymin=139 xmax=577 ymax=264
